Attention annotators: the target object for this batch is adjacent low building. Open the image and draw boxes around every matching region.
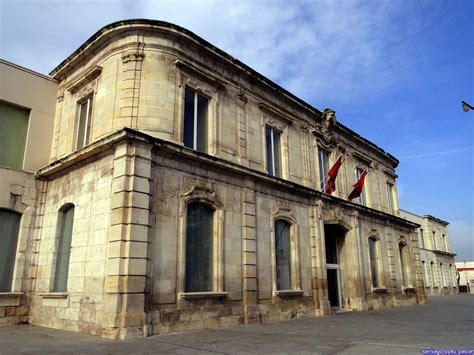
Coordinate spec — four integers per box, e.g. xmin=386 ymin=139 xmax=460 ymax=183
xmin=1 ymin=20 xmax=428 ymax=339
xmin=400 ymin=210 xmax=457 ymax=296
xmin=456 ymin=261 xmax=474 ymax=293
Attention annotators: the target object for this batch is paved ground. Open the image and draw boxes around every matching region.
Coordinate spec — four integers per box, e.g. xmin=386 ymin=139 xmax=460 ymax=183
xmin=1 ymin=294 xmax=473 ymax=354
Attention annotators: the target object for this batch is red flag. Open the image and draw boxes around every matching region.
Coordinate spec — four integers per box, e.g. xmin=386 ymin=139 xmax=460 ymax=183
xmin=325 ymin=155 xmax=343 ymax=194
xmin=348 ymin=169 xmax=367 ymax=200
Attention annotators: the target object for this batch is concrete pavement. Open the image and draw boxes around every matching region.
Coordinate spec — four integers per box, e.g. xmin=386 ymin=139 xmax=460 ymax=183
xmin=1 ymin=294 xmax=473 ymax=354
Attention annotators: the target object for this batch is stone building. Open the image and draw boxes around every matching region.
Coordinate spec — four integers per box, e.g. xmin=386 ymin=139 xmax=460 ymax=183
xmin=400 ymin=210 xmax=457 ymax=296
xmin=0 ymin=59 xmax=57 ymax=323
xmin=1 ymin=20 xmax=426 ymax=339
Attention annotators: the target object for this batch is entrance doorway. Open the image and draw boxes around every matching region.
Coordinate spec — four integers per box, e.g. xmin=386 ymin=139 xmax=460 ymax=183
xmin=325 ymin=224 xmax=346 ymax=309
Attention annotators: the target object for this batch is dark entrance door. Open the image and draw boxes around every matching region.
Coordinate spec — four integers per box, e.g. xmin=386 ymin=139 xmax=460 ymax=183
xmin=325 ymin=224 xmax=343 ymax=308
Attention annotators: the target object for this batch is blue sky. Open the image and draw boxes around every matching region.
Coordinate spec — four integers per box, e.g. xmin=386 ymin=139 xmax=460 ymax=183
xmin=1 ymin=0 xmax=473 ymax=259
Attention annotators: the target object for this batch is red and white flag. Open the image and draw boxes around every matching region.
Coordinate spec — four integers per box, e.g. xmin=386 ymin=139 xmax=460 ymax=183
xmin=348 ymin=169 xmax=367 ymax=200
xmin=325 ymin=155 xmax=343 ymax=194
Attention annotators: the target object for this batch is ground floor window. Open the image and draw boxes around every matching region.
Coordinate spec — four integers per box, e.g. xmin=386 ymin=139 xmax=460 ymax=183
xmin=185 ymin=202 xmax=214 ymax=292
xmin=0 ymin=209 xmax=21 ymax=291
xmin=274 ymin=219 xmax=292 ymax=290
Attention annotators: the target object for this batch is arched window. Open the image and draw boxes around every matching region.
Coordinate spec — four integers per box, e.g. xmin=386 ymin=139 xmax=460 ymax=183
xmin=0 ymin=209 xmax=21 ymax=292
xmin=53 ymin=204 xmax=75 ymax=292
xmin=368 ymin=237 xmax=381 ymax=288
xmin=398 ymin=242 xmax=410 ymax=288
xmin=275 ymin=219 xmax=292 ymax=290
xmin=185 ymin=202 xmax=214 ymax=292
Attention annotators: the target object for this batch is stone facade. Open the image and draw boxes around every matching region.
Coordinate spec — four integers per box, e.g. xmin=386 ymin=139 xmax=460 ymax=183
xmin=2 ymin=20 xmax=429 ymax=339
xmin=400 ymin=210 xmax=457 ymax=296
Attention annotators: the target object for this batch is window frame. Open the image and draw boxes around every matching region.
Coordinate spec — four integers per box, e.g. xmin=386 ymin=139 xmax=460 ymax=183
xmin=270 ymin=214 xmax=302 ymax=296
xmin=368 ymin=236 xmax=383 ymax=289
xmin=398 ymin=241 xmax=412 ymax=289
xmin=265 ymin=126 xmax=282 ymax=177
xmin=183 ymin=86 xmax=209 ymax=153
xmin=318 ymin=148 xmax=330 ymax=191
xmin=52 ymin=203 xmax=75 ymax=292
xmin=74 ymin=95 xmax=94 ymax=150
xmin=177 ymin=187 xmax=225 ymax=299
xmin=0 ymin=209 xmax=22 ymax=292
xmin=386 ymin=182 xmax=395 ymax=214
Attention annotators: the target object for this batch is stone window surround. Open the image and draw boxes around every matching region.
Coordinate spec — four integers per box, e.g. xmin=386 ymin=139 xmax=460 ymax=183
xmin=367 ymin=235 xmax=384 ymax=290
xmin=177 ymin=186 xmax=226 ymax=301
xmin=398 ymin=239 xmax=414 ymax=290
xmin=270 ymin=208 xmax=303 ymax=297
xmin=175 ymin=69 xmax=220 ymax=156
xmin=262 ymin=116 xmax=289 ymax=180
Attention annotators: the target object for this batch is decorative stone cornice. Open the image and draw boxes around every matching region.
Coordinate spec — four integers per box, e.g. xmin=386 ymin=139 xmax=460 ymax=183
xmin=66 ymin=65 xmax=102 ymax=93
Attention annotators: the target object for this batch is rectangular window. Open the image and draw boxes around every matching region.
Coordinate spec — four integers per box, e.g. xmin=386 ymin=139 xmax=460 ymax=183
xmin=275 ymin=220 xmax=292 ymax=290
xmin=266 ymin=126 xmax=281 ymax=177
xmin=386 ymin=182 xmax=394 ymax=214
xmin=432 ymin=231 xmax=436 ymax=250
xmin=356 ymin=167 xmax=367 ymax=206
xmin=75 ymin=96 xmax=93 ymax=150
xmin=318 ymin=149 xmax=329 ymax=190
xmin=183 ymin=87 xmax=208 ymax=153
xmin=442 ymin=234 xmax=447 ymax=251
xmin=0 ymin=100 xmax=29 ymax=170
xmin=0 ymin=210 xmax=21 ymax=291
xmin=419 ymin=228 xmax=424 ymax=249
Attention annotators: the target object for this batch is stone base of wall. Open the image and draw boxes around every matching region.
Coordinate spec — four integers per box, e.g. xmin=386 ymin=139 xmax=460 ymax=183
xmin=425 ymin=286 xmax=458 ymax=297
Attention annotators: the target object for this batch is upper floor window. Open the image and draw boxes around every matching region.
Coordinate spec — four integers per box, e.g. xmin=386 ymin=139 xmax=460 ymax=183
xmin=53 ymin=204 xmax=75 ymax=292
xmin=419 ymin=228 xmax=425 ymax=249
xmin=183 ymin=87 xmax=208 ymax=153
xmin=442 ymin=234 xmax=447 ymax=251
xmin=185 ymin=202 xmax=213 ymax=292
xmin=368 ymin=237 xmax=382 ymax=288
xmin=386 ymin=182 xmax=395 ymax=214
xmin=75 ymin=96 xmax=93 ymax=150
xmin=318 ymin=149 xmax=329 ymax=190
xmin=0 ymin=100 xmax=29 ymax=170
xmin=266 ymin=126 xmax=281 ymax=177
xmin=356 ymin=167 xmax=367 ymax=206
xmin=432 ymin=231 xmax=437 ymax=250
xmin=274 ymin=219 xmax=292 ymax=290
xmin=0 ymin=209 xmax=21 ymax=291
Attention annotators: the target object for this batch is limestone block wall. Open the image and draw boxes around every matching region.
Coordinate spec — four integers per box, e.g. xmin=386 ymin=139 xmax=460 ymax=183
xmin=29 ymin=154 xmax=114 ymax=334
xmin=0 ymin=167 xmax=39 ymax=325
xmin=49 ymin=21 xmax=401 ymax=219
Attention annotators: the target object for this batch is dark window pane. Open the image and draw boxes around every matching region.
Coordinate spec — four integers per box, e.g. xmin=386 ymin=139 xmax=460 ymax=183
xmin=275 ymin=219 xmax=291 ymax=290
xmin=273 ymin=130 xmax=281 ymax=177
xmin=327 ymin=268 xmax=339 ymax=307
xmin=0 ymin=209 xmax=21 ymax=291
xmin=0 ymin=101 xmax=29 ymax=170
xmin=76 ymin=100 xmax=88 ymax=149
xmin=318 ymin=149 xmax=329 ymax=190
xmin=197 ymin=94 xmax=208 ymax=153
xmin=54 ymin=205 xmax=75 ymax=292
xmin=325 ymin=234 xmax=338 ymax=264
xmin=265 ymin=127 xmax=273 ymax=175
xmin=369 ymin=238 xmax=379 ymax=287
xmin=183 ymin=88 xmax=195 ymax=149
xmin=185 ymin=203 xmax=213 ymax=292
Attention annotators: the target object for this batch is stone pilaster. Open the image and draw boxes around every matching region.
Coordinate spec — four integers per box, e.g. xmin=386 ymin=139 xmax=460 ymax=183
xmin=242 ymin=177 xmax=258 ymax=324
xmin=102 ymin=140 xmax=152 ymax=339
xmin=313 ymin=200 xmax=330 ymax=316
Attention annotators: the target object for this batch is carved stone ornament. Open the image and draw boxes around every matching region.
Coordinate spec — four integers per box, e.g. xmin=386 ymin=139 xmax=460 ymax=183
xmin=266 ymin=119 xmax=286 ymax=132
xmin=237 ymin=90 xmax=248 ymax=104
xmin=182 ymin=185 xmax=223 ymax=209
xmin=57 ymin=91 xmax=64 ymax=103
xmin=271 ymin=205 xmax=296 ymax=224
xmin=322 ymin=108 xmax=337 ymax=130
xmin=122 ymin=51 xmax=145 ymax=63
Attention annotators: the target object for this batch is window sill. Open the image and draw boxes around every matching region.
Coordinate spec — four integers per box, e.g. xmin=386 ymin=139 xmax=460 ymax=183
xmin=402 ymin=287 xmax=416 ymax=292
xmin=38 ymin=292 xmax=68 ymax=299
xmin=274 ymin=290 xmax=304 ymax=297
xmin=372 ymin=287 xmax=389 ymax=293
xmin=0 ymin=292 xmax=23 ymax=306
xmin=180 ymin=292 xmax=227 ymax=300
